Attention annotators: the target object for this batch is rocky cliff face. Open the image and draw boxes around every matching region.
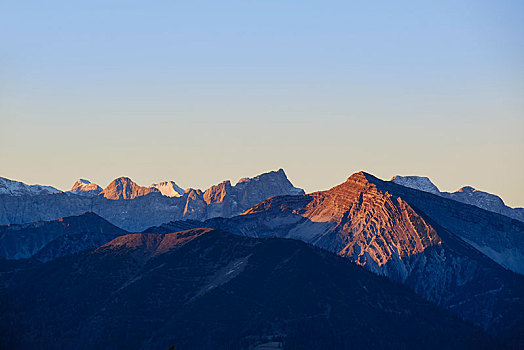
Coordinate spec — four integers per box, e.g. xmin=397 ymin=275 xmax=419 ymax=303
xmin=0 ymin=212 xmax=128 ymax=261
xmin=0 ymin=169 xmax=305 ymax=232
xmin=150 ymin=172 xmax=524 ymax=337
xmin=2 ymin=171 xmax=523 ymax=346
xmin=199 ymin=169 xmax=305 ymax=219
xmin=391 ymin=175 xmax=524 ymax=222
xmin=239 ymin=172 xmax=442 ymax=274
xmin=99 ymin=177 xmax=159 ymax=200
xmin=0 ymin=229 xmax=499 ymax=349
xmin=383 ymin=179 xmax=524 ymax=275
xmin=70 ymin=179 xmax=102 ymax=195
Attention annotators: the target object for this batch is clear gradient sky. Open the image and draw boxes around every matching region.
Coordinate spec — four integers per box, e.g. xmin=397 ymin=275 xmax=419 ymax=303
xmin=1 ymin=1 xmax=523 ymax=206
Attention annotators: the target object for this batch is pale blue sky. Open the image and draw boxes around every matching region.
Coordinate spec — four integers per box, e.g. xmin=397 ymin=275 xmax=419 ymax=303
xmin=1 ymin=1 xmax=523 ymax=206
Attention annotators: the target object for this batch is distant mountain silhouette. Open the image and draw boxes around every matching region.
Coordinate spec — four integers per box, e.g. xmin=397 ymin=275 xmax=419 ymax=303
xmin=0 ymin=169 xmax=304 ymax=231
xmin=99 ymin=176 xmax=159 ymax=199
xmin=0 ymin=212 xmax=128 ymax=261
xmin=0 ymin=176 xmax=59 ymax=196
xmin=70 ymin=179 xmax=103 ymax=194
xmin=391 ymin=175 xmax=524 ymax=222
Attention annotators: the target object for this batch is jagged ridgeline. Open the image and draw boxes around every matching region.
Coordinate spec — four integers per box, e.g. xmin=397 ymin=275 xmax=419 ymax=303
xmin=0 ymin=169 xmax=304 ymax=231
xmin=148 ymin=172 xmax=524 ymax=344
xmin=1 ymin=170 xmax=523 ymax=348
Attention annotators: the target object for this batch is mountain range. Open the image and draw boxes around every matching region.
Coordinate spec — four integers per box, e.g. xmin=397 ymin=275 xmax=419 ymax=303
xmin=143 ymin=172 xmax=524 ymax=342
xmin=0 ymin=177 xmax=60 ymax=196
xmin=0 ymin=212 xmax=128 ymax=261
xmin=0 ymin=228 xmax=500 ymax=349
xmin=1 ymin=169 xmax=523 ymax=348
xmin=391 ymin=175 xmax=524 ymax=222
xmin=0 ymin=169 xmax=304 ymax=232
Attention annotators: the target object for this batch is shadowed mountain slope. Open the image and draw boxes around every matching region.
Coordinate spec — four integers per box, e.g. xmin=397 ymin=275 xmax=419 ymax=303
xmin=391 ymin=175 xmax=524 ymax=222
xmin=146 ymin=172 xmax=524 ymax=342
xmin=0 ymin=228 xmax=499 ymax=350
xmin=0 ymin=212 xmax=129 ymax=261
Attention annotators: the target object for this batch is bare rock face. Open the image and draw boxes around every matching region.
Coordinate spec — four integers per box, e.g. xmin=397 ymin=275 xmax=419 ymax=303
xmin=70 ymin=179 xmax=102 ymax=194
xmin=202 ymin=181 xmax=235 ymax=218
xmin=311 ymin=173 xmax=441 ymax=268
xmin=201 ymin=169 xmax=305 ymax=219
xmin=182 ymin=189 xmax=207 ymax=219
xmin=99 ymin=177 xmax=159 ymax=200
xmin=234 ymin=172 xmax=524 ymax=276
xmin=391 ymin=175 xmax=441 ymax=195
xmin=241 ymin=172 xmax=441 ymax=272
xmin=203 ymin=180 xmax=231 ymax=204
xmin=157 ymin=171 xmax=524 ymax=337
xmin=235 ymin=168 xmax=304 ymax=197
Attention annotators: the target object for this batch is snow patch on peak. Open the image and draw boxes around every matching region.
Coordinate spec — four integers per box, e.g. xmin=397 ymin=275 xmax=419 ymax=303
xmin=391 ymin=175 xmax=441 ymax=195
xmin=390 ymin=174 xmax=524 ymax=222
xmin=446 ymin=186 xmax=508 ymax=213
xmin=0 ymin=177 xmax=60 ymax=196
xmin=70 ymin=179 xmax=102 ymax=194
xmin=150 ymin=181 xmax=185 ymax=197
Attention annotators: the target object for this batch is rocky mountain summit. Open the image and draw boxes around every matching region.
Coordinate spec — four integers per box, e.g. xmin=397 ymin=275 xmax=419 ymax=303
xmin=99 ymin=177 xmax=159 ymax=200
xmin=0 ymin=177 xmax=59 ymax=196
xmin=185 ymin=168 xmax=304 ymax=219
xmin=70 ymin=179 xmax=103 ymax=195
xmin=0 ymin=169 xmax=304 ymax=231
xmin=150 ymin=181 xmax=184 ymax=197
xmin=240 ymin=172 xmax=443 ymax=271
xmin=0 ymin=228 xmax=499 ymax=349
xmin=70 ymin=179 xmax=184 ymax=198
xmin=150 ymin=172 xmax=524 ymax=340
xmin=390 ymin=175 xmax=440 ymax=195
xmin=1 ymin=170 xmax=523 ymax=347
xmin=391 ymin=175 xmax=524 ymax=222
